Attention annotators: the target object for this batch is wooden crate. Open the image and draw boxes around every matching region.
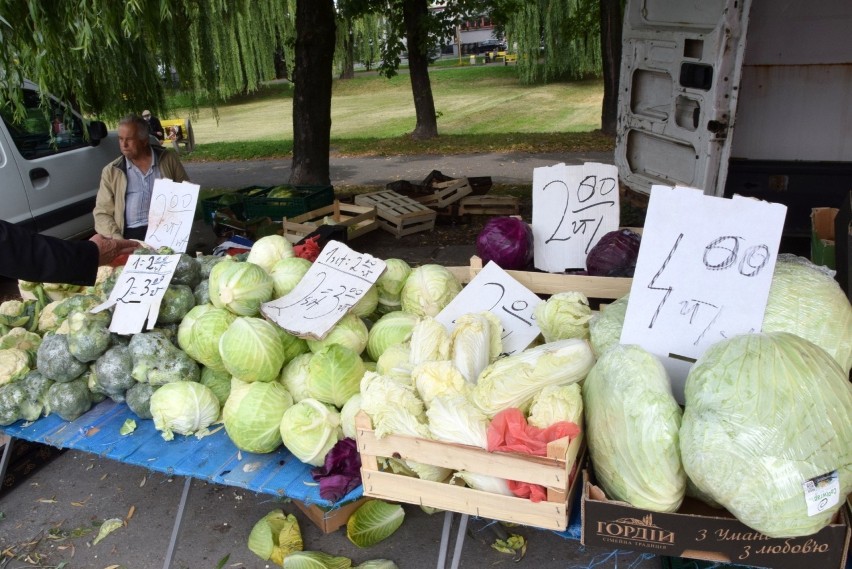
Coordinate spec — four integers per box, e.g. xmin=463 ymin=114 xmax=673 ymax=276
xmin=457 ymin=195 xmax=520 ymax=216
xmin=354 ymin=190 xmax=436 ymax=238
xmin=414 ymin=178 xmax=473 ymax=209
xmin=294 ymin=497 xmax=370 ymax=534
xmin=281 ymin=201 xmax=379 ymax=243
xmin=355 ymin=412 xmax=584 ymax=531
xmin=446 ymin=255 xmax=632 ymax=300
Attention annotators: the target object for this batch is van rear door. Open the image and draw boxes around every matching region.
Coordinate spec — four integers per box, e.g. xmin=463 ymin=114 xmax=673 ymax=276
xmin=615 ymin=0 xmax=751 ymax=197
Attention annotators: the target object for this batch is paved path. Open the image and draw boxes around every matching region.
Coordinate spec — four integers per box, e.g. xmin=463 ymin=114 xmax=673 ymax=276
xmin=184 ymin=150 xmax=615 ymax=189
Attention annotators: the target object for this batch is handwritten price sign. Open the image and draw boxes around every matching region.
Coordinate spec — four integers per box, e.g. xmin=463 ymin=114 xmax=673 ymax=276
xmin=620 ymin=186 xmax=787 ymax=402
xmin=261 ymin=241 xmax=386 ymax=339
xmin=532 ymin=162 xmax=620 ymax=272
xmin=144 ymin=179 xmax=200 ymax=252
xmin=92 ymin=254 xmax=180 ymax=334
xmin=435 ymin=261 xmax=543 ymax=355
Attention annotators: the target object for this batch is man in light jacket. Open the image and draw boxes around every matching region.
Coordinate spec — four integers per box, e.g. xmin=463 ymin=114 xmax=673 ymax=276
xmin=93 ymin=114 xmax=190 ymax=240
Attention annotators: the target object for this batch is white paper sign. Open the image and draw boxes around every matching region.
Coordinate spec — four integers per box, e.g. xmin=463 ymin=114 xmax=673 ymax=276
xmin=261 ymin=241 xmax=386 ymax=340
xmin=620 ymin=186 xmax=787 ymax=401
xmin=802 ymin=471 xmax=840 ymax=517
xmin=144 ymin=179 xmax=200 ymax=252
xmin=532 ymin=162 xmax=620 ymax=272
xmin=92 ymin=254 xmax=180 ymax=334
xmin=435 ymin=261 xmax=543 ymax=355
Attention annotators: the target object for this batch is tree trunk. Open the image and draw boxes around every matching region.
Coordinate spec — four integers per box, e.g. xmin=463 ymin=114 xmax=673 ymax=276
xmin=340 ymin=22 xmax=356 ymax=80
xmin=599 ymin=0 xmax=623 ymax=137
xmin=290 ymin=0 xmax=336 ymax=186
xmin=402 ymin=0 xmax=438 ymax=139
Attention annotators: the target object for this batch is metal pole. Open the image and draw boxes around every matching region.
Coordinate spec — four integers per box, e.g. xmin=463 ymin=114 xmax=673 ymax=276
xmin=162 ymin=476 xmax=193 ymax=569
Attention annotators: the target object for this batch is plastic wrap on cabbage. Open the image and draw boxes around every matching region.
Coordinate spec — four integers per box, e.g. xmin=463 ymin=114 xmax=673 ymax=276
xmin=584 ymin=344 xmax=685 ymax=512
xmin=762 ymin=254 xmax=852 ymax=374
xmin=470 ymin=338 xmax=594 ymax=418
xmin=588 ymin=294 xmax=629 ymax=356
xmin=681 ymin=332 xmax=852 ymax=537
xmin=534 ymin=291 xmax=592 ymax=342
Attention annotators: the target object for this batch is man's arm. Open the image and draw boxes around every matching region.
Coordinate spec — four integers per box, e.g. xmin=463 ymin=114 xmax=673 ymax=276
xmin=0 ymin=220 xmax=99 ymax=285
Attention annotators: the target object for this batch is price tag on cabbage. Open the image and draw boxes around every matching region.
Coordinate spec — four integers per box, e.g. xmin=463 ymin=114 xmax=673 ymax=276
xmin=144 ymin=179 xmax=200 ymax=253
xmin=802 ymin=471 xmax=840 ymax=516
xmin=435 ymin=261 xmax=542 ymax=355
xmin=620 ymin=186 xmax=786 ymax=402
xmin=91 ymin=254 xmax=180 ymax=334
xmin=262 ymin=240 xmax=386 ymax=340
xmin=532 ymin=162 xmax=619 ymax=272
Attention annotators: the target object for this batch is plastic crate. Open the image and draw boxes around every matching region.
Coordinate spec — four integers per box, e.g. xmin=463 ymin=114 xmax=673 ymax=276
xmin=243 ymin=184 xmax=334 ymax=221
xmin=200 ymin=185 xmax=271 ymax=225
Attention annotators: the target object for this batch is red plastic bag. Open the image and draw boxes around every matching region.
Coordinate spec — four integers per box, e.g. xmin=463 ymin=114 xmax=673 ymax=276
xmin=293 ymin=235 xmax=321 ymax=262
xmin=486 ymin=408 xmax=580 ymax=502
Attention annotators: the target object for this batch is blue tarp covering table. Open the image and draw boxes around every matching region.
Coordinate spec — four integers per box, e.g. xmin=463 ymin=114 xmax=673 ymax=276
xmin=0 ymin=399 xmax=363 ymax=509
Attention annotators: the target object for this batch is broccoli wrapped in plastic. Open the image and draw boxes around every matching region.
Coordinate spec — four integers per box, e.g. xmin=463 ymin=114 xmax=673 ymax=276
xmin=17 ymin=371 xmax=54 ymax=421
xmin=125 ymin=382 xmax=158 ymax=419
xmin=0 ymin=381 xmax=26 ymax=425
xmin=36 ymin=333 xmax=88 ymax=383
xmin=156 ymin=284 xmax=196 ymax=325
xmin=172 ymin=253 xmax=202 ymax=289
xmin=45 ymin=377 xmax=92 ymax=421
xmin=92 ymin=345 xmax=137 ymax=401
xmin=129 ymin=330 xmax=200 ymax=385
xmin=67 ymin=311 xmax=112 ymax=363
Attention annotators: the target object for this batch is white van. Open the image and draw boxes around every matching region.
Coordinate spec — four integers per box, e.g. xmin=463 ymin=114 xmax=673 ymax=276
xmin=615 ymin=0 xmax=852 ymax=240
xmin=0 ymin=81 xmax=120 ymax=239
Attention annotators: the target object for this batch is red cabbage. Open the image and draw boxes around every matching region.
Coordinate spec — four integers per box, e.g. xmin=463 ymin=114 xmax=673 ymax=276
xmin=585 ymin=229 xmax=642 ymax=277
xmin=476 ymin=216 xmax=534 ymax=270
xmin=310 ymin=437 xmax=362 ymax=501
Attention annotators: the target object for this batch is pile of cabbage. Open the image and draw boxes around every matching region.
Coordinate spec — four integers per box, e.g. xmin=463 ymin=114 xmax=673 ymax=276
xmin=584 ymin=255 xmax=852 ymax=538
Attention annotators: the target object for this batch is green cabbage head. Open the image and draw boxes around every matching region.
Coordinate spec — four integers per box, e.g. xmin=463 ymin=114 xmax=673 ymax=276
xmin=208 ymin=261 xmax=273 ymax=316
xmin=400 ymin=264 xmax=462 ymax=317
xmin=681 ymin=332 xmax=852 ymax=537
xmin=150 ymin=382 xmax=220 ymax=441
xmin=219 ymin=317 xmax=287 ymax=383
xmin=279 ymin=398 xmax=342 ymax=466
xmin=583 ymin=344 xmax=685 ymax=513
xmin=177 ymin=305 xmax=236 ymax=372
xmin=305 ymin=344 xmax=365 ymax=408
xmin=366 ymin=311 xmax=419 ymax=362
xmin=306 ymin=312 xmax=368 ymax=355
xmin=223 ymin=378 xmax=294 ymax=453
xmin=534 ymin=291 xmax=593 ymax=342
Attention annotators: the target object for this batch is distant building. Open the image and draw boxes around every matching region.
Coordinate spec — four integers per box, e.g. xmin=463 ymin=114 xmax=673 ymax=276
xmin=430 ymin=7 xmax=505 ymax=56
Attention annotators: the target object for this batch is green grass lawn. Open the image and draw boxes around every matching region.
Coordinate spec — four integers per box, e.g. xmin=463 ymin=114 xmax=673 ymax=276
xmin=176 ymin=64 xmax=610 ymax=162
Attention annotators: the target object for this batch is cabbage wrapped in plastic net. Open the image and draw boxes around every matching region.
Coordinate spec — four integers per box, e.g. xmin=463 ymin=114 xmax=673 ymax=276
xmin=583 ymin=343 xmax=686 ymax=512
xmin=681 ymin=332 xmax=852 ymax=537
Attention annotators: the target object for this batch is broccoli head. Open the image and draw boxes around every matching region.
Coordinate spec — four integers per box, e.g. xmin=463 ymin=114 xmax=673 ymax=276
xmin=36 ymin=333 xmax=88 ymax=383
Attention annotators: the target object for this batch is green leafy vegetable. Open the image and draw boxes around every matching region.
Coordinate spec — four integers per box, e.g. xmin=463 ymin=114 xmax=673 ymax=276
xmin=346 ymin=500 xmax=405 ymax=548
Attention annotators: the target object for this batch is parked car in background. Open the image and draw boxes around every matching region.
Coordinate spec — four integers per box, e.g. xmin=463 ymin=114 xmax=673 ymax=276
xmin=0 ymin=81 xmax=119 ymax=239
xmin=474 ymin=39 xmax=507 ymax=54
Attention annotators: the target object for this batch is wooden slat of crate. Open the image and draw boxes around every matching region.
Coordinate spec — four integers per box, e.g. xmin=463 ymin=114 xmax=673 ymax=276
xmin=355 ymin=411 xmax=583 ymax=531
xmin=458 ymin=195 xmax=520 ymax=216
xmin=281 ymin=201 xmax=379 ymax=242
xmin=448 ymin=255 xmax=632 ymax=299
xmin=354 ymin=191 xmax=436 ymax=238
xmin=294 ymin=497 xmax=370 ymax=534
xmin=414 ymin=178 xmax=473 ymax=209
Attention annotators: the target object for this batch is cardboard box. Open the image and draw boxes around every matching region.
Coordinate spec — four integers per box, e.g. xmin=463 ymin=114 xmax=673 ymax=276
xmin=355 ymin=411 xmax=584 ymax=531
xmin=294 ymin=497 xmax=370 ymax=534
xmin=581 ymin=470 xmax=851 ymax=569
xmin=811 ymin=207 xmax=838 ymax=269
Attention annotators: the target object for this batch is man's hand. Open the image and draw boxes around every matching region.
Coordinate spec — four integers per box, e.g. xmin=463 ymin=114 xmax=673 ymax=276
xmin=90 ymin=234 xmax=141 ymax=265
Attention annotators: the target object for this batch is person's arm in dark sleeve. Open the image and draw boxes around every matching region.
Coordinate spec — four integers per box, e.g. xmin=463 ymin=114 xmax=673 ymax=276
xmin=0 ymin=220 xmax=144 ymax=286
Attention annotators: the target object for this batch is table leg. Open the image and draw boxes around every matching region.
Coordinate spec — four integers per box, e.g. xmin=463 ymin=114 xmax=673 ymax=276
xmin=436 ymin=510 xmax=454 ymax=569
xmin=0 ymin=435 xmax=14 ymax=488
xmin=162 ymin=476 xmax=193 ymax=569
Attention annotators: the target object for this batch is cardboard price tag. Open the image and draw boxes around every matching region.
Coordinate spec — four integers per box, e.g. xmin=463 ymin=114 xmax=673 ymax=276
xmin=262 ymin=241 xmax=386 ymax=340
xmin=91 ymin=254 xmax=180 ymax=334
xmin=144 ymin=179 xmax=200 ymax=253
xmin=435 ymin=261 xmax=542 ymax=355
xmin=532 ymin=162 xmax=620 ymax=272
xmin=620 ymin=186 xmax=787 ymax=402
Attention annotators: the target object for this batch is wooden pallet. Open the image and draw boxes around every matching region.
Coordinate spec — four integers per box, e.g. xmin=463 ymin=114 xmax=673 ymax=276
xmin=414 ymin=178 xmax=473 ymax=209
xmin=354 ymin=190 xmax=436 ymax=238
xmin=458 ymin=195 xmax=520 ymax=216
xmin=356 ymin=411 xmax=584 ymax=531
xmin=281 ymin=201 xmax=379 ymax=243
